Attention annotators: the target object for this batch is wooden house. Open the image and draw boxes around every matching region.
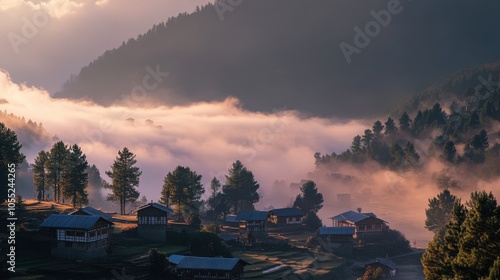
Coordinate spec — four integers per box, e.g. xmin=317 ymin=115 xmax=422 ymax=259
xmin=69 ymin=206 xmax=112 ymax=222
xmin=364 ymin=258 xmax=397 ymax=278
xmin=268 ymin=208 xmax=304 ymax=225
xmin=172 ymin=256 xmax=249 ymax=280
xmin=318 ymin=226 xmax=355 ymax=256
xmin=39 ymin=214 xmax=114 ymax=261
xmin=329 ymin=210 xmax=387 ymax=237
xmin=236 ymin=211 xmax=268 ymax=233
xmin=132 ymin=202 xmax=173 ymax=242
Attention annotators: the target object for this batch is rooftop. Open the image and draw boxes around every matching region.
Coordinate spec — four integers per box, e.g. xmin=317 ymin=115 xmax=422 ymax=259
xmin=366 ymin=258 xmax=397 ymax=270
xmin=236 ymin=211 xmax=269 ymax=221
xmin=69 ymin=206 xmax=112 ymax=221
xmin=319 ymin=226 xmax=355 ymax=235
xmin=40 ymin=214 xmax=112 ymax=230
xmin=132 ymin=202 xmax=173 ymax=214
xmin=269 ymin=207 xmax=304 ymax=217
xmin=330 ymin=210 xmax=381 ymax=224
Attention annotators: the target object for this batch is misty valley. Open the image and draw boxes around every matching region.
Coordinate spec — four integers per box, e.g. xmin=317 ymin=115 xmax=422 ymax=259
xmin=1 ymin=1 xmax=500 ymax=280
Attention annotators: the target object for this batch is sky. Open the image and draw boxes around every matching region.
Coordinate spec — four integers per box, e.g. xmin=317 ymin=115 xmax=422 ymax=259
xmin=0 ymin=0 xmax=211 ymax=93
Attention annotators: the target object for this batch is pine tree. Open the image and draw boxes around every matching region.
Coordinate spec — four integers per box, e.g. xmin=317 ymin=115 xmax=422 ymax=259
xmin=362 ymin=129 xmax=374 ymax=151
xmin=32 ymin=150 xmax=48 ymax=201
xmin=210 ymin=177 xmax=221 ymax=211
xmin=0 ymin=123 xmax=25 ymax=203
xmin=399 ymin=112 xmax=412 ymax=132
xmin=223 ymin=160 xmax=260 ymax=213
xmin=425 ymin=189 xmax=458 ymax=233
xmin=45 ymin=141 xmax=69 ymax=203
xmin=61 ymin=144 xmax=89 ymax=208
xmin=161 ymin=166 xmax=203 ymax=220
xmin=442 ymin=141 xmax=457 ymax=163
xmin=105 ymin=147 xmax=142 ymax=215
xmin=372 ymin=121 xmax=384 ymax=138
xmin=487 ymin=257 xmax=500 ymax=280
xmin=453 ymin=191 xmax=500 ymax=279
xmin=293 ymin=180 xmax=323 ymax=213
xmin=384 ymin=117 xmax=398 ymax=135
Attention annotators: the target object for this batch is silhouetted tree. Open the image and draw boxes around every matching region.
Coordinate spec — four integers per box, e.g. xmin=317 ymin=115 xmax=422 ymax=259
xmin=45 ymin=141 xmax=69 ymax=203
xmin=399 ymin=112 xmax=412 ymax=132
xmin=32 ymin=150 xmax=48 ymax=201
xmin=104 ymin=147 xmax=142 ymax=215
xmin=223 ymin=160 xmax=260 ymax=213
xmin=293 ymin=180 xmax=323 ymax=213
xmin=61 ymin=144 xmax=89 ymax=208
xmin=384 ymin=117 xmax=398 ymax=135
xmin=425 ymin=189 xmax=457 ymax=233
xmin=442 ymin=141 xmax=457 ymax=162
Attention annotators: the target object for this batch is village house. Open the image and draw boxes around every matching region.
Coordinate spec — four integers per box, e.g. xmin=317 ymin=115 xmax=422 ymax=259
xmin=39 ymin=214 xmax=114 ymax=261
xmin=318 ymin=226 xmax=355 ymax=256
xmin=236 ymin=211 xmax=268 ymax=233
xmin=268 ymin=207 xmax=304 ymax=226
xmin=172 ymin=256 xmax=249 ymax=280
xmin=364 ymin=258 xmax=397 ymax=278
xmin=329 ymin=210 xmax=387 ymax=237
xmin=132 ymin=202 xmax=173 ymax=242
xmin=69 ymin=206 xmax=112 ymax=222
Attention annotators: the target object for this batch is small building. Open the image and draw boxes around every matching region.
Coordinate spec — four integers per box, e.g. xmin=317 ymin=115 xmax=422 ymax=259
xmin=132 ymin=202 xmax=173 ymax=242
xmin=364 ymin=258 xmax=397 ymax=278
xmin=173 ymin=256 xmax=249 ymax=280
xmin=236 ymin=211 xmax=268 ymax=233
xmin=224 ymin=215 xmax=239 ymax=227
xmin=329 ymin=210 xmax=387 ymax=237
xmin=318 ymin=226 xmax=355 ymax=256
xmin=268 ymin=208 xmax=304 ymax=225
xmin=39 ymin=214 xmax=114 ymax=261
xmin=69 ymin=206 xmax=112 ymax=222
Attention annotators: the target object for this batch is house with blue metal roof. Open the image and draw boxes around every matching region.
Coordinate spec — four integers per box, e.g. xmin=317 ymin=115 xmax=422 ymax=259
xmin=132 ymin=202 xmax=173 ymax=242
xmin=236 ymin=211 xmax=269 ymax=235
xmin=364 ymin=258 xmax=397 ymax=277
xmin=329 ymin=210 xmax=387 ymax=237
xmin=318 ymin=226 xmax=356 ymax=256
xmin=39 ymin=214 xmax=114 ymax=261
xmin=69 ymin=206 xmax=112 ymax=222
xmin=172 ymin=256 xmax=249 ymax=280
xmin=268 ymin=207 xmax=304 ymax=226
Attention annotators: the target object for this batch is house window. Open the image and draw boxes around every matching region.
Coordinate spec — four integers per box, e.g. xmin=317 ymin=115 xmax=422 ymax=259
xmin=66 ymin=230 xmax=75 ymax=236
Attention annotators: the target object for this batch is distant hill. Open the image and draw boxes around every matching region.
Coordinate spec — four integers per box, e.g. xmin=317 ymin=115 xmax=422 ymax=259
xmin=56 ymin=0 xmax=500 ymax=118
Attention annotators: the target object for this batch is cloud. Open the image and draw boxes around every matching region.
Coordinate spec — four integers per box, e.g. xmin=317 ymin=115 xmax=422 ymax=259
xmin=0 ymin=69 xmax=367 ymax=208
xmin=0 ymin=0 xmax=86 ymax=18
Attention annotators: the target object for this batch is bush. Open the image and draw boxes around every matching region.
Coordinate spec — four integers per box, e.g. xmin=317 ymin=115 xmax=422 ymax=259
xmin=304 ymin=211 xmax=322 ymax=231
xmin=201 ymin=224 xmax=221 ymax=234
xmin=148 ymin=248 xmax=168 ymax=276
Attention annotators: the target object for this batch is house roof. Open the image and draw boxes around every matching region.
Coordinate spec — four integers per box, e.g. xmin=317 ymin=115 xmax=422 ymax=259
xmin=366 ymin=258 xmax=397 ymax=270
xmin=329 ymin=211 xmax=382 ymax=224
xmin=169 ymin=254 xmax=186 ymax=265
xmin=319 ymin=226 xmax=355 ymax=236
xmin=236 ymin=211 xmax=268 ymax=221
xmin=269 ymin=208 xmax=304 ymax=217
xmin=132 ymin=202 xmax=173 ymax=214
xmin=40 ymin=214 xmax=112 ymax=230
xmin=69 ymin=206 xmax=112 ymax=222
xmin=175 ymin=256 xmax=248 ymax=271
xmin=225 ymin=215 xmax=238 ymax=223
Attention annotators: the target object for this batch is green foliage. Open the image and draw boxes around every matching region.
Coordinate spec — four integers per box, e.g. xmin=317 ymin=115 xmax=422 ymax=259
xmin=104 ymin=147 xmax=142 ymax=214
xmin=487 ymin=257 xmax=500 ymax=280
xmin=222 ymin=160 xmax=260 ymax=213
xmin=425 ymin=189 xmax=458 ymax=233
xmin=0 ymin=123 xmax=25 ymax=203
xmin=61 ymin=144 xmax=89 ymax=208
xmin=187 ymin=213 xmax=201 ymax=229
xmin=45 ymin=141 xmax=69 ymax=203
xmin=161 ymin=165 xmax=204 ymax=219
xmin=303 ymin=211 xmax=322 ymax=231
xmin=293 ymin=180 xmax=323 ymax=214
xmin=399 ymin=112 xmax=412 ymax=132
xmin=32 ymin=150 xmax=48 ymax=201
xmin=422 ymin=191 xmax=500 ymax=280
xmin=201 ymin=224 xmax=221 ymax=234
